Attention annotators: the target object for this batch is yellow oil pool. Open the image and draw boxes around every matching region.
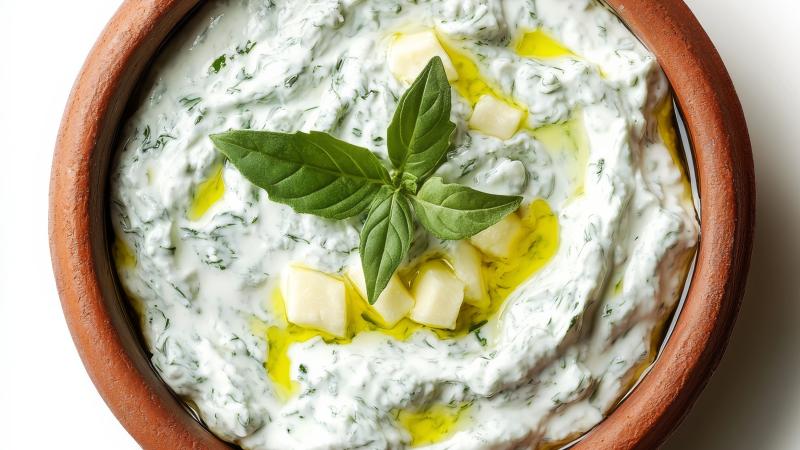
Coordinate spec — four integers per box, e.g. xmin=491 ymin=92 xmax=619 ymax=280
xmin=514 ymin=29 xmax=576 ymax=59
xmin=528 ymin=114 xmax=590 ymax=195
xmin=438 ymin=34 xmax=523 ymax=113
xmin=482 ymin=200 xmax=559 ymax=304
xmin=396 ymin=403 xmax=471 ymax=447
xmin=655 ymin=97 xmax=693 ymax=200
xmin=187 ymin=164 xmax=225 ymax=220
xmin=112 ymin=236 xmax=136 ymax=269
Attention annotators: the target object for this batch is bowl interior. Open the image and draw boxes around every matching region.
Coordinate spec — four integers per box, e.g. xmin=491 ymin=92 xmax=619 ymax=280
xmin=104 ymin=15 xmax=700 ymax=446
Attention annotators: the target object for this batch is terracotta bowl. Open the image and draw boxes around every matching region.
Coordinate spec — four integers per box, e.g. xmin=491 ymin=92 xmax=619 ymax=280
xmin=49 ymin=0 xmax=755 ymax=448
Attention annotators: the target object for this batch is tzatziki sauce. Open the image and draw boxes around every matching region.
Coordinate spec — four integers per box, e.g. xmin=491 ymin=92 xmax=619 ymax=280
xmin=110 ymin=0 xmax=699 ymax=448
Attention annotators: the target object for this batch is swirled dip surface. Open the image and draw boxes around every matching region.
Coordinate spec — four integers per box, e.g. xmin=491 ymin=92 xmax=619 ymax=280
xmin=111 ymin=0 xmax=699 ymax=448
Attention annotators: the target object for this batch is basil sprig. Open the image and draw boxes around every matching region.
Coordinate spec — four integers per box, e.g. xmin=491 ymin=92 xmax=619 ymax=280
xmin=211 ymin=57 xmax=522 ymax=303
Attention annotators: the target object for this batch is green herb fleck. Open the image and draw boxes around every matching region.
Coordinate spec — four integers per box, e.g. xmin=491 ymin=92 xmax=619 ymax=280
xmin=179 ymin=96 xmax=202 ymax=111
xmin=210 ymin=55 xmax=227 ymax=73
xmin=236 ymin=40 xmax=256 ymax=55
xmin=474 ymin=329 xmax=488 ymax=347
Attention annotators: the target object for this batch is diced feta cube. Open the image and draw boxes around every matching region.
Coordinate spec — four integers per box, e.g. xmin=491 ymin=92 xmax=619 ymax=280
xmin=468 ymin=95 xmax=524 ymax=140
xmin=469 ymin=213 xmax=525 ymax=259
xmin=409 ymin=261 xmax=465 ymax=329
xmin=346 ymin=264 xmax=415 ymax=327
xmin=448 ymin=241 xmax=488 ymax=308
xmin=388 ymin=30 xmax=458 ymax=83
xmin=281 ymin=265 xmax=347 ymax=337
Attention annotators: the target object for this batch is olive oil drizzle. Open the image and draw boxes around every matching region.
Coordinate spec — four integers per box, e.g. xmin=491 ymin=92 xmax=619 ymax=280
xmin=187 ymin=164 xmax=226 ymax=220
xmin=396 ymin=402 xmax=472 ymax=447
xmin=514 ymin=29 xmax=577 ymax=59
xmin=257 ymin=200 xmax=559 ymax=398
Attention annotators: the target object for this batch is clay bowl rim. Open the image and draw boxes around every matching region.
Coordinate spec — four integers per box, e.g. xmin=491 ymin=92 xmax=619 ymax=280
xmin=49 ymin=0 xmax=755 ymax=448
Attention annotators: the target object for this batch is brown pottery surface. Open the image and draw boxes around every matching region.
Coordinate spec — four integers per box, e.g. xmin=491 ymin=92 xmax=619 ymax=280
xmin=49 ymin=0 xmax=755 ymax=448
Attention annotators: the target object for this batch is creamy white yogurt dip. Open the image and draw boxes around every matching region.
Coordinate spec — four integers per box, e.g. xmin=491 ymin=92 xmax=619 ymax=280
xmin=110 ymin=0 xmax=699 ymax=448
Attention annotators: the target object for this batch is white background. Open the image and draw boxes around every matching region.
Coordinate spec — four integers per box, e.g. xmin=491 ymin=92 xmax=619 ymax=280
xmin=0 ymin=0 xmax=797 ymax=448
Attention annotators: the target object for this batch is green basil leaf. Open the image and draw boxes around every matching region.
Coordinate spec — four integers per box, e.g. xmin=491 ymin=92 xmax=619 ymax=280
xmin=359 ymin=186 xmax=414 ymax=304
xmin=410 ymin=177 xmax=523 ymax=240
xmin=387 ymin=57 xmax=456 ymax=181
xmin=210 ymin=130 xmax=392 ymax=219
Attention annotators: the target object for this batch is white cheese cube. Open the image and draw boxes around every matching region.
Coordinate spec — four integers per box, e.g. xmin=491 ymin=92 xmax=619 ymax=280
xmin=388 ymin=31 xmax=458 ymax=83
xmin=469 ymin=213 xmax=525 ymax=259
xmin=409 ymin=261 xmax=465 ymax=329
xmin=468 ymin=95 xmax=524 ymax=140
xmin=346 ymin=264 xmax=415 ymax=327
xmin=448 ymin=241 xmax=488 ymax=308
xmin=281 ymin=265 xmax=347 ymax=338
